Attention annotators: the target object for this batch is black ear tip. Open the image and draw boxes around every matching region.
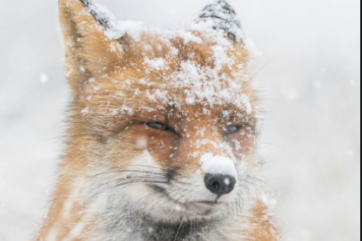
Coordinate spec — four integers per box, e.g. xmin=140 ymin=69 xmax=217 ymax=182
xmin=78 ymin=0 xmax=115 ymax=31
xmin=79 ymin=0 xmax=91 ymax=8
xmin=79 ymin=0 xmax=88 ymax=5
xmin=197 ymin=0 xmax=245 ymax=43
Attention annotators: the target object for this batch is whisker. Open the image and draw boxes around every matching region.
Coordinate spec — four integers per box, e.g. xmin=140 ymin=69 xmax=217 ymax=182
xmin=127 ymin=165 xmax=168 ymax=171
xmin=127 ymin=165 xmax=187 ymax=178
xmin=252 ymin=55 xmax=277 ymax=78
xmin=89 ymin=170 xmax=168 ymax=179
xmin=171 ymin=180 xmax=194 ymax=186
xmin=91 ymin=175 xmax=168 ymax=190
xmin=114 ymin=180 xmax=168 ymax=188
xmin=173 ymin=218 xmax=185 ymax=241
xmin=246 ymin=175 xmax=279 ymax=193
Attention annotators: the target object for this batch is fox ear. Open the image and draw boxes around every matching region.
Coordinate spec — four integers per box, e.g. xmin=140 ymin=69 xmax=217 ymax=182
xmin=196 ymin=0 xmax=245 ymax=43
xmin=59 ymin=0 xmax=123 ymax=97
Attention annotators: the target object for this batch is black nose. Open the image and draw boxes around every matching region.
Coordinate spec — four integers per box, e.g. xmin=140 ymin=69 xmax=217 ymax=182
xmin=204 ymin=174 xmax=236 ymax=197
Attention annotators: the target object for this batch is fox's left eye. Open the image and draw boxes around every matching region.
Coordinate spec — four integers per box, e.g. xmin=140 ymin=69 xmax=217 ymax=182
xmin=225 ymin=125 xmax=245 ymax=135
xmin=143 ymin=121 xmax=181 ymax=137
xmin=145 ymin=121 xmax=176 ymax=133
xmin=146 ymin=122 xmax=167 ymax=131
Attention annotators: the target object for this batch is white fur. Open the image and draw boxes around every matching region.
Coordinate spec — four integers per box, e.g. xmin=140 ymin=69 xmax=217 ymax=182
xmin=74 ymin=150 xmax=260 ymax=241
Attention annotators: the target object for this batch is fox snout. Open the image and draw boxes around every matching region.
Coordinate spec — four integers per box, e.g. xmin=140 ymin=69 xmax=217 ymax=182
xmin=205 ymin=174 xmax=236 ymax=197
xmin=200 ymin=154 xmax=238 ymax=198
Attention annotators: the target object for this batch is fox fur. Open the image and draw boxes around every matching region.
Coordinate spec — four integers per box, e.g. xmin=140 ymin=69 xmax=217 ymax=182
xmin=36 ymin=0 xmax=280 ymax=240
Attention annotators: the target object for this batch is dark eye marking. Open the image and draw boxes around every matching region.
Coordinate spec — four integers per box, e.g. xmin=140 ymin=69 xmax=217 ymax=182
xmin=143 ymin=121 xmax=179 ymax=136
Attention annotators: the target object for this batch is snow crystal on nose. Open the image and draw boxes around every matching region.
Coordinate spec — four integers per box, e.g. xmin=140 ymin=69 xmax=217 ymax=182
xmin=200 ymin=153 xmax=237 ymax=177
xmin=224 ymin=177 xmax=231 ymax=186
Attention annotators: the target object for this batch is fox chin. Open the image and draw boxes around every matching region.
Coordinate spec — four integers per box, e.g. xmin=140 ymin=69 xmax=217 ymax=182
xmin=36 ymin=0 xmax=280 ymax=240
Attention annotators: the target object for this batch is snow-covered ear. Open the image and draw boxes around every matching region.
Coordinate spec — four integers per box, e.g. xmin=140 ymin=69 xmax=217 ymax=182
xmin=196 ymin=0 xmax=245 ymax=43
xmin=59 ymin=0 xmax=123 ymax=97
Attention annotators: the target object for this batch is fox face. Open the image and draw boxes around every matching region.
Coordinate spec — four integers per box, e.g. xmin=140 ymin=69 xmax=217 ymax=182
xmin=60 ymin=0 xmax=259 ymax=223
xmin=55 ymin=0 xmax=266 ymax=236
xmin=78 ymin=44 xmax=258 ymax=222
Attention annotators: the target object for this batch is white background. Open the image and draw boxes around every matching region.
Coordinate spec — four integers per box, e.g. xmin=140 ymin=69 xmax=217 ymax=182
xmin=0 ymin=0 xmax=360 ymax=240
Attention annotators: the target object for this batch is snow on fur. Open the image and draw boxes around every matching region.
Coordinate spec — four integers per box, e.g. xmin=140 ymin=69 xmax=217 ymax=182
xmin=80 ymin=0 xmax=144 ymax=39
xmin=196 ymin=0 xmax=245 ymax=43
xmin=80 ymin=0 xmax=118 ymax=31
xmin=79 ymin=0 xmax=253 ymax=115
xmin=200 ymin=153 xmax=237 ymax=177
xmin=81 ymin=0 xmax=245 ymax=43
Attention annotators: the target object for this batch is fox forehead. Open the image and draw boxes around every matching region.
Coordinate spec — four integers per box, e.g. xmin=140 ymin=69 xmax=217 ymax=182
xmin=78 ymin=32 xmax=256 ymax=128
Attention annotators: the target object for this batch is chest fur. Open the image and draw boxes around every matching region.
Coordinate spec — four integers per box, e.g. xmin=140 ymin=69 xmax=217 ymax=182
xmin=88 ymin=217 xmax=235 ymax=241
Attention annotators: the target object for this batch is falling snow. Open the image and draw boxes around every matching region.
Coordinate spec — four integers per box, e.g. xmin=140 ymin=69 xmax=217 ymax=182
xmin=0 ymin=0 xmax=359 ymax=241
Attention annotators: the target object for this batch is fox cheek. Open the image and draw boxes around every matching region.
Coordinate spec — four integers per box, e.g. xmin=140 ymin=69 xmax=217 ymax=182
xmin=147 ymin=141 xmax=177 ymax=168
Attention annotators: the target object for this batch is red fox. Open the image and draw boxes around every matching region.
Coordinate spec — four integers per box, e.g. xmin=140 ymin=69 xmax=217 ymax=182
xmin=36 ymin=0 xmax=280 ymax=240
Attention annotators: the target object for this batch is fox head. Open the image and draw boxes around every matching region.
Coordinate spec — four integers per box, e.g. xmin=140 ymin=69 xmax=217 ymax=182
xmin=59 ymin=0 xmax=260 ymax=223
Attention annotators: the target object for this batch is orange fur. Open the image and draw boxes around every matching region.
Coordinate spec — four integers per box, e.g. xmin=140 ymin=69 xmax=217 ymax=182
xmin=36 ymin=0 xmax=279 ymax=240
xmin=247 ymin=201 xmax=281 ymax=241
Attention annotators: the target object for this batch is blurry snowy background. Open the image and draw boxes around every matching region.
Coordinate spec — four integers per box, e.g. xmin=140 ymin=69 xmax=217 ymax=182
xmin=0 ymin=0 xmax=360 ymax=240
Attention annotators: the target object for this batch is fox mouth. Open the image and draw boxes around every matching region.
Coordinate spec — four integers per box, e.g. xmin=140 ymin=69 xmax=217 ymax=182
xmin=192 ymin=200 xmax=223 ymax=206
xmin=149 ymin=185 xmax=227 ymax=217
xmin=175 ymin=199 xmax=227 ymax=218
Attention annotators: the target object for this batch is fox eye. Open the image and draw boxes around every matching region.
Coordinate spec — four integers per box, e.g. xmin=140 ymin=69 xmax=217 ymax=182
xmin=145 ymin=121 xmax=177 ymax=134
xmin=146 ymin=122 xmax=166 ymax=131
xmin=225 ymin=125 xmax=245 ymax=135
